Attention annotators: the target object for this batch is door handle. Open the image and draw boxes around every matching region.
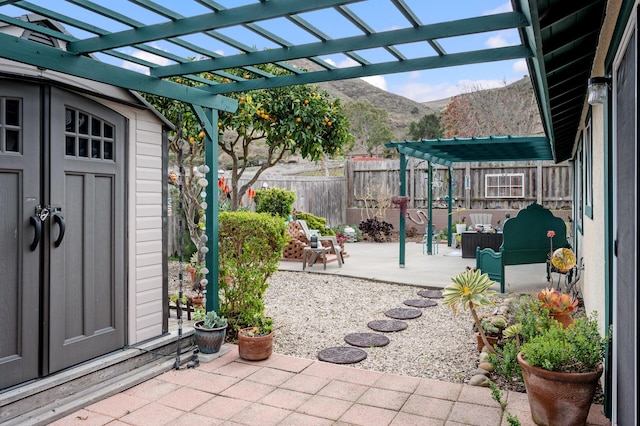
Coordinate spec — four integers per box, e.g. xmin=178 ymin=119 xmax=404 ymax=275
xmin=53 ymin=213 xmax=65 ymax=248
xmin=29 ymin=215 xmax=42 ymax=251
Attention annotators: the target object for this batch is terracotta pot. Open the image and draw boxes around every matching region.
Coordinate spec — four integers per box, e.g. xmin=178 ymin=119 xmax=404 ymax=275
xmin=517 ymin=352 xmax=603 ymax=426
xmin=476 ymin=333 xmax=499 ymax=351
xmin=191 ymin=295 xmax=204 ymax=307
xmin=193 ymin=321 xmax=226 ymax=354
xmin=238 ymin=328 xmax=273 ymax=361
xmin=551 ymin=311 xmax=574 ymax=328
xmin=189 ymin=267 xmax=195 ymax=282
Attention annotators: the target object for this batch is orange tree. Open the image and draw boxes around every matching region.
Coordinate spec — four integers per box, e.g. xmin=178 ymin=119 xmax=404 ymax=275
xmin=218 ymin=79 xmax=353 ymax=210
xmin=144 ymin=64 xmax=353 ymax=265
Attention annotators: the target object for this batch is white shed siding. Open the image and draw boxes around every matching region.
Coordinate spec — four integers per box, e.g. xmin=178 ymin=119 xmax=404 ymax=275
xmin=93 ymin=98 xmax=165 ymax=344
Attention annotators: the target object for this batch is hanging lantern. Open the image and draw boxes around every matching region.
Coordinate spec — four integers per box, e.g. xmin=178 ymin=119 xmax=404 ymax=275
xmin=198 ymin=165 xmax=211 ymax=174
xmin=197 ymin=178 xmax=209 ymax=187
xmin=200 ymin=246 xmax=209 ymax=254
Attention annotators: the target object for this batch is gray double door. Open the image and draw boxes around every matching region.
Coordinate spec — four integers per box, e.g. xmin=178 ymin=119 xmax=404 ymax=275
xmin=0 ymin=81 xmax=125 ymax=390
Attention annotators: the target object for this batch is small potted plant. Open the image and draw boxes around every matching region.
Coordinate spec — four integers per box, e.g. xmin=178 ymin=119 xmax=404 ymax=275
xmin=473 ymin=314 xmax=507 ymax=351
xmin=537 ymin=287 xmax=578 ymax=328
xmin=237 ymin=315 xmax=274 ymax=361
xmin=517 ymin=312 xmax=610 ymax=426
xmin=192 ymin=308 xmax=228 ymax=354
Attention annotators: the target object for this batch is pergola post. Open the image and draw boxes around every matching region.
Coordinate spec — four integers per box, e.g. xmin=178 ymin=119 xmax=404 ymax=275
xmin=398 ymin=153 xmax=407 ymax=267
xmin=447 ymin=167 xmax=453 ymax=246
xmin=427 ymin=163 xmax=433 ymax=254
xmin=193 ymin=106 xmax=220 ymax=313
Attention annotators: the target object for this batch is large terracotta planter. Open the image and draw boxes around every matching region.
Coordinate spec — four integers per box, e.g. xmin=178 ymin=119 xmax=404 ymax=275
xmin=238 ymin=328 xmax=274 ymax=361
xmin=517 ymin=352 xmax=602 ymax=426
xmin=193 ymin=321 xmax=226 ymax=354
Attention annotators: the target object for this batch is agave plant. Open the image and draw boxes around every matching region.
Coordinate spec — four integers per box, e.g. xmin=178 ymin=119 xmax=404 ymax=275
xmin=443 ymin=268 xmax=498 ymax=353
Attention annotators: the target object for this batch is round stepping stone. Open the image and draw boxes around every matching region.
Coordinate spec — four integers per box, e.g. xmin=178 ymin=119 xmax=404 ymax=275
xmin=367 ymin=319 xmax=408 ymax=332
xmin=403 ymin=299 xmax=438 ymax=308
xmin=344 ymin=333 xmax=390 ymax=348
xmin=318 ymin=347 xmax=367 ymax=364
xmin=417 ymin=290 xmax=444 ymax=299
xmin=385 ymin=308 xmax=422 ymax=320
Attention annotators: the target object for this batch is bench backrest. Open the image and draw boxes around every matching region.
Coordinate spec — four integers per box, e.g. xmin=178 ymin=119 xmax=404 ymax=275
xmin=501 ymin=203 xmax=568 ymax=264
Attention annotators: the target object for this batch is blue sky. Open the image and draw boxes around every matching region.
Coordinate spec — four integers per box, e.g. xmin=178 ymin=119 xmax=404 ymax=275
xmin=1 ymin=0 xmax=526 ymax=102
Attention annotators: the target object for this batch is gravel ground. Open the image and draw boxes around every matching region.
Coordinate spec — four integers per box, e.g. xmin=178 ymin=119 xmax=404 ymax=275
xmin=264 ymin=270 xmax=499 ymax=385
xmin=169 ymin=263 xmax=501 ymax=385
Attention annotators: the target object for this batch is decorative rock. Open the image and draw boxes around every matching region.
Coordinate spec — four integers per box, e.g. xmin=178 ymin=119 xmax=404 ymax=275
xmin=474 ymin=368 xmax=490 ymax=377
xmin=403 ymin=299 xmax=437 ymax=308
xmin=478 ymin=352 xmax=490 ymax=363
xmin=385 ymin=308 xmax=422 ymax=320
xmin=478 ymin=362 xmax=494 ymax=372
xmin=318 ymin=347 xmax=367 ymax=364
xmin=468 ymin=375 xmax=491 ymax=387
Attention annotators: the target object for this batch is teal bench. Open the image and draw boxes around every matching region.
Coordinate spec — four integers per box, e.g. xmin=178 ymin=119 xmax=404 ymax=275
xmin=475 ymin=203 xmax=569 ymax=293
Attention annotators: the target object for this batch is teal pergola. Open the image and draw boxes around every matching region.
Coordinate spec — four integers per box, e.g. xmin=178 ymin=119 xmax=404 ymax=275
xmin=385 ymin=135 xmax=551 ymax=263
xmin=0 ymin=0 xmax=606 ymax=314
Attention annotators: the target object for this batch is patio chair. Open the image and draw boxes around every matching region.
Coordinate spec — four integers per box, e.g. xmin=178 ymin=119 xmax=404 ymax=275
xmin=422 ymin=225 xmax=439 ymax=254
xmin=297 ymin=220 xmax=343 ymax=266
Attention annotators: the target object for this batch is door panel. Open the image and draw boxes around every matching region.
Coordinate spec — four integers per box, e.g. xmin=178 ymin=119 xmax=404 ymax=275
xmin=613 ymin=24 xmax=637 ymax=426
xmin=0 ymin=82 xmax=41 ymax=389
xmin=48 ymin=88 xmax=125 ymax=373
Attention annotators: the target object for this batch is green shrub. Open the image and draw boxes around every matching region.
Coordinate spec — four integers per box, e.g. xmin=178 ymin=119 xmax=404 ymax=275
xmin=254 ymin=187 xmax=295 ymax=217
xmin=295 ymin=211 xmax=335 ymax=236
xmin=218 ymin=211 xmax=287 ymax=340
xmin=520 ymin=313 xmax=609 ymax=373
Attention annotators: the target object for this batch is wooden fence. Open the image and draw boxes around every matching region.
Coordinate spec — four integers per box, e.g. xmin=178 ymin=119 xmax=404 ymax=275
xmin=168 ymin=158 xmax=573 ymax=252
xmin=346 ymin=158 xmax=573 ymax=211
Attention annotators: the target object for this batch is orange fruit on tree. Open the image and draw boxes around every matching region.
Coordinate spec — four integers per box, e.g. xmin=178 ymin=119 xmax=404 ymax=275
xmin=189 ymin=136 xmax=195 ymax=143
xmin=296 ymin=117 xmax=301 ymax=122
xmin=199 ymin=131 xmax=205 ymax=138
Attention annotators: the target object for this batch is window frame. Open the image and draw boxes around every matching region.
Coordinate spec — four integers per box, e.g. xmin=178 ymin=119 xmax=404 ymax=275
xmin=484 ymin=173 xmax=525 ymax=198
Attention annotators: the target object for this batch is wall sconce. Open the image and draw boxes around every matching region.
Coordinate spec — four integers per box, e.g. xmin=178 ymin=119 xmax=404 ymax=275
xmin=587 ymin=77 xmax=610 ymax=105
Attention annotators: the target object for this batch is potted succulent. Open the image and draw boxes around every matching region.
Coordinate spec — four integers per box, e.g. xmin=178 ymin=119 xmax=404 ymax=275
xmin=442 ymin=268 xmax=498 ymax=354
xmin=237 ymin=315 xmax=274 ymax=361
xmin=473 ymin=314 xmax=507 ymax=351
xmin=517 ymin=312 xmax=610 ymax=426
xmin=192 ymin=308 xmax=228 ymax=354
xmin=537 ymin=287 xmax=578 ymax=328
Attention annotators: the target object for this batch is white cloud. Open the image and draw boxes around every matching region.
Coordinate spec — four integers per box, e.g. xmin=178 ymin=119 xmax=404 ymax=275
xmin=120 ymin=46 xmax=175 ymax=75
xmin=483 ymin=1 xmax=512 ymax=15
xmin=513 ymin=59 xmax=528 ymax=74
xmin=486 ymin=35 xmax=508 ymax=48
xmin=324 ymin=57 xmax=388 ymax=90
xmin=394 ymin=77 xmax=522 ymax=103
xmin=362 ymin=75 xmax=388 ymax=90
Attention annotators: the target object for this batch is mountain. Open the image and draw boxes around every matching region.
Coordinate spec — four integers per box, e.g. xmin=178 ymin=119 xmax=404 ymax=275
xmin=292 ymin=59 xmax=443 ymax=140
